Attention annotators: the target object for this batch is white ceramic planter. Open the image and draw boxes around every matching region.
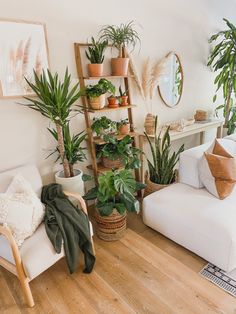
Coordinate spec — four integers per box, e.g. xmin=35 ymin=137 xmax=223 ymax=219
xmin=55 ymin=169 xmax=84 ymax=195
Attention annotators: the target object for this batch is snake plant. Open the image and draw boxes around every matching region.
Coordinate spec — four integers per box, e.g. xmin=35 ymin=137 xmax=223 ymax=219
xmin=85 ymin=37 xmax=108 ymax=64
xmin=144 ymin=117 xmax=184 ymax=185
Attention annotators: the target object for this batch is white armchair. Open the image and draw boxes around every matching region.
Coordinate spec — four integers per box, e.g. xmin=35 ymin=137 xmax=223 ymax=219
xmin=0 ymin=165 xmax=94 ymax=307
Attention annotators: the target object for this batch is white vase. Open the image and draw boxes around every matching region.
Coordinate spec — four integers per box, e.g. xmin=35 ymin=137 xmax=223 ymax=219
xmin=55 ymin=169 xmax=84 ymax=195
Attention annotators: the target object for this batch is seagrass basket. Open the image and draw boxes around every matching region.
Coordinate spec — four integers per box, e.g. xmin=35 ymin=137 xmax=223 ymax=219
xmin=94 ymin=209 xmax=127 ymax=241
xmin=102 ymin=157 xmax=123 ymax=169
xmin=144 ymin=171 xmax=168 ymax=197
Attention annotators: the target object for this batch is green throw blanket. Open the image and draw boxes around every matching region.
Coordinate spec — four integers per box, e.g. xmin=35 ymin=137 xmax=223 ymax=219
xmin=41 ymin=183 xmax=95 ymax=274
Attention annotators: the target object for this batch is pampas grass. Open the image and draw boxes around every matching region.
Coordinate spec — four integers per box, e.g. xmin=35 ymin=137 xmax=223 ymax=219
xmin=127 ymin=52 xmax=144 ymax=99
xmin=149 ymin=57 xmax=168 ymax=100
xmin=142 ymin=57 xmax=152 ymax=100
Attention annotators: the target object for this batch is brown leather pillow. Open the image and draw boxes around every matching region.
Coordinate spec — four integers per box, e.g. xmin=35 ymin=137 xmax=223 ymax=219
xmin=200 ymin=140 xmax=236 ymax=199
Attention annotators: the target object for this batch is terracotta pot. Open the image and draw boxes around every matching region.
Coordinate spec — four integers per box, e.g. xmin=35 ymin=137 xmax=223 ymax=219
xmin=111 ymin=57 xmax=129 ymax=76
xmin=89 ymin=94 xmax=106 ymax=110
xmin=87 ymin=63 xmax=103 ymax=77
xmin=107 ymin=96 xmax=119 ymax=108
xmin=102 ymin=157 xmax=123 ymax=169
xmin=95 ymin=208 xmax=127 ymax=241
xmin=119 ymin=123 xmax=130 ymax=135
xmin=144 ymin=113 xmax=156 ymax=135
xmin=144 ymin=172 xmax=169 ymax=197
xmin=120 ymin=95 xmax=128 ymax=106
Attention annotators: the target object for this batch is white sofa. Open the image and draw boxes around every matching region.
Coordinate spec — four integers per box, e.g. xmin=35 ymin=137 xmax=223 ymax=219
xmin=143 ymin=137 xmax=236 ymax=272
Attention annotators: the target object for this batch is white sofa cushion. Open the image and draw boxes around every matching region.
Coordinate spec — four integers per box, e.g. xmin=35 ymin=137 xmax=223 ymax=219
xmin=179 ymin=138 xmax=236 ymax=188
xmin=0 ymin=221 xmax=94 ymax=280
xmin=143 ymin=183 xmax=236 ymax=272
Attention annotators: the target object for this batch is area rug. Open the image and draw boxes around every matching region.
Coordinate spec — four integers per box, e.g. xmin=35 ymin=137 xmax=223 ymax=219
xmin=200 ymin=263 xmax=236 ymax=297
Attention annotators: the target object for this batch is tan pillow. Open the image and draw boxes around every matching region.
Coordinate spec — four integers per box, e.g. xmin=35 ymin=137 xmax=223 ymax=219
xmin=199 ymin=140 xmax=236 ymax=199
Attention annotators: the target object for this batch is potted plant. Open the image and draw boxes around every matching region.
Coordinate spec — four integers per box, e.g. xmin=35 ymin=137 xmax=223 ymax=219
xmin=99 ymin=21 xmax=140 ymax=76
xmin=107 ymin=95 xmax=119 ymax=108
xmin=118 ymin=86 xmax=129 ymax=106
xmin=117 ymin=118 xmax=130 ymax=135
xmin=23 ymin=69 xmax=86 ymax=194
xmin=85 ymin=78 xmax=115 ymax=110
xmin=97 ymin=134 xmax=141 ymax=169
xmin=83 ymin=169 xmax=145 ymax=241
xmin=85 ymin=37 xmax=108 ymax=77
xmin=144 ymin=116 xmax=184 ymax=196
xmin=91 ymin=116 xmax=117 ymax=137
xmin=48 ymin=123 xmax=87 ymax=195
xmin=208 ymin=18 xmax=236 ymax=135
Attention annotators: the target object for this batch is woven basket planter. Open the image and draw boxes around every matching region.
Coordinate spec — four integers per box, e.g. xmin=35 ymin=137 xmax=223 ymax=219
xmin=102 ymin=157 xmax=123 ymax=169
xmin=144 ymin=171 xmax=168 ymax=197
xmin=94 ymin=209 xmax=127 ymax=241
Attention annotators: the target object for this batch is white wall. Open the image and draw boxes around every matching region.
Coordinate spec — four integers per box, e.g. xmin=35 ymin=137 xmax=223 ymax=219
xmin=0 ymin=0 xmax=235 ymax=182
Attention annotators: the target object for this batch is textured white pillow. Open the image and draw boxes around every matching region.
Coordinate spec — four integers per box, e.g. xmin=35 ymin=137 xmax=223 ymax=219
xmin=0 ymin=174 xmax=45 ymax=246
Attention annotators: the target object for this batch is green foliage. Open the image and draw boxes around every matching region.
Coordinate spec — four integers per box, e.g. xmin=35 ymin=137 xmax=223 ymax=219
xmin=119 ymin=86 xmax=128 ymax=96
xmin=84 ymin=79 xmax=115 ymax=99
xmin=23 ymin=68 xmax=82 ymax=125
xmin=48 ymin=123 xmax=87 ymax=166
xmin=91 ymin=116 xmax=117 ymax=136
xmin=85 ymin=37 xmax=108 ymax=64
xmin=99 ymin=21 xmax=140 ymax=57
xmin=97 ymin=134 xmax=141 ymax=170
xmin=144 ymin=117 xmax=184 ymax=185
xmin=83 ymin=169 xmax=145 ymax=216
xmin=117 ymin=118 xmax=129 ymax=127
xmin=208 ymin=18 xmax=236 ymax=134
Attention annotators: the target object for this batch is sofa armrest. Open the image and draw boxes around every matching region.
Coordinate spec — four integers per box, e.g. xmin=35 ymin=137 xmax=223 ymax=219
xmin=63 ymin=191 xmax=88 ymax=216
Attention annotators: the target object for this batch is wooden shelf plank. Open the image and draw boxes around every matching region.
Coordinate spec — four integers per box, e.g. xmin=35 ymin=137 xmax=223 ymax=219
xmin=87 ymin=163 xmax=124 ymax=174
xmin=89 ymin=104 xmax=137 ymax=113
xmin=81 ymin=75 xmax=134 ymax=80
xmin=93 ymin=132 xmax=138 ymax=145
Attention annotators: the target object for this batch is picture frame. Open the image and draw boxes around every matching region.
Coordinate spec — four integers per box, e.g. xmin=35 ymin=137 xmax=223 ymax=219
xmin=0 ymin=19 xmax=50 ymax=98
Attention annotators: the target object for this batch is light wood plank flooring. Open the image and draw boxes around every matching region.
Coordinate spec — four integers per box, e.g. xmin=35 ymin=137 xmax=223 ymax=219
xmin=1 ymin=213 xmax=236 ymax=313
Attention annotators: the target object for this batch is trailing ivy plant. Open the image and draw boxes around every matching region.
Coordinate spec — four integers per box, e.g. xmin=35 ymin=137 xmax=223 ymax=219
xmin=85 ymin=37 xmax=108 ymax=64
xmin=208 ymin=18 xmax=236 ymax=135
xmin=144 ymin=116 xmax=184 ymax=185
xmin=83 ymin=169 xmax=145 ymax=216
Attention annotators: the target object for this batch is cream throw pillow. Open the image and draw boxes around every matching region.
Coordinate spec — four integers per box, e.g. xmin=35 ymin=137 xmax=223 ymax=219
xmin=199 ymin=140 xmax=236 ymax=199
xmin=0 ymin=174 xmax=45 ymax=246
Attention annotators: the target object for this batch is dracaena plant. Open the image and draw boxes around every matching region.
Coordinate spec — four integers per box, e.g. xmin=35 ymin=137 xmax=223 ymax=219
xmin=83 ymin=169 xmax=145 ymax=216
xmin=23 ymin=68 xmax=83 ymax=178
xmin=48 ymin=123 xmax=87 ymax=176
xmin=99 ymin=21 xmax=140 ymax=58
xmin=144 ymin=116 xmax=184 ymax=185
xmin=85 ymin=37 xmax=108 ymax=64
xmin=208 ymin=18 xmax=236 ymax=135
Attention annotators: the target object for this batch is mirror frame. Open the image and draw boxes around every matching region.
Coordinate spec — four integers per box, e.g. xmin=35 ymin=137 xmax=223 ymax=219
xmin=158 ymin=52 xmax=184 ymax=108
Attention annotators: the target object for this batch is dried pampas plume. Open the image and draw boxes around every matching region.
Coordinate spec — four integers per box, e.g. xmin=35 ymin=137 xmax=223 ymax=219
xmin=149 ymin=57 xmax=168 ymax=100
xmin=127 ymin=52 xmax=144 ymax=99
xmin=141 ymin=57 xmax=152 ymax=100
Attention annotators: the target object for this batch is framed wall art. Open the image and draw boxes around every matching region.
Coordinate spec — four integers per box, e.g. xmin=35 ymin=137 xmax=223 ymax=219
xmin=0 ymin=19 xmax=50 ymax=98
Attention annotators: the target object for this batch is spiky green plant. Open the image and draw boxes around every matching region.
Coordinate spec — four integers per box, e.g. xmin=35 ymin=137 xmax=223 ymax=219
xmin=144 ymin=117 xmax=184 ymax=185
xmin=208 ymin=18 xmax=236 ymax=135
xmin=48 ymin=123 xmax=87 ymax=177
xmin=23 ymin=68 xmax=83 ymax=177
xmin=85 ymin=37 xmax=108 ymax=64
xmin=99 ymin=21 xmax=140 ymax=57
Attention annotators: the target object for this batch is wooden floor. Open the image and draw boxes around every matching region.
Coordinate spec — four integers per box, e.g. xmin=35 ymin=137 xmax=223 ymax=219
xmin=1 ymin=213 xmax=236 ymax=314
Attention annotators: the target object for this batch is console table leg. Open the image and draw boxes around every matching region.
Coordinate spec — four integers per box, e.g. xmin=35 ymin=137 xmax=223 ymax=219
xmin=217 ymin=124 xmax=223 ymax=138
xmin=200 ymin=131 xmax=205 ymax=144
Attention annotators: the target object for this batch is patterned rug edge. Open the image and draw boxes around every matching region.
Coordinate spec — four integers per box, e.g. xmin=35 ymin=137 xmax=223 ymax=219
xmin=199 ymin=263 xmax=236 ymax=298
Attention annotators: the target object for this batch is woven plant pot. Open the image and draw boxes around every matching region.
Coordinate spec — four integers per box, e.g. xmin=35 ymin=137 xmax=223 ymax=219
xmin=144 ymin=171 xmax=168 ymax=197
xmin=89 ymin=94 xmax=106 ymax=110
xmin=102 ymin=157 xmax=123 ymax=169
xmin=94 ymin=209 xmax=127 ymax=241
xmin=144 ymin=113 xmax=156 ymax=135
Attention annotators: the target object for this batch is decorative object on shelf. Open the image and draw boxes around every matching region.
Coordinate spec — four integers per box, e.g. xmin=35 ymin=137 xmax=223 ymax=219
xmin=97 ymin=134 xmax=141 ymax=170
xmin=208 ymin=18 xmax=236 ymax=135
xmin=100 ymin=21 xmax=140 ymax=76
xmin=144 ymin=113 xmax=156 ymax=135
xmin=84 ymin=78 xmax=115 ymax=110
xmin=107 ymin=95 xmax=119 ymax=108
xmin=167 ymin=118 xmax=195 ymax=132
xmin=83 ymin=169 xmax=145 ymax=241
xmin=85 ymin=37 xmax=108 ymax=77
xmin=144 ymin=116 xmax=184 ymax=196
xmin=158 ymin=52 xmax=184 ymax=108
xmin=194 ymin=110 xmax=208 ymax=121
xmin=23 ymin=69 xmax=87 ymax=194
xmin=0 ymin=19 xmax=49 ymax=98
xmin=91 ymin=116 xmax=117 ymax=137
xmin=118 ymin=86 xmax=129 ymax=106
xmin=117 ymin=118 xmax=130 ymax=135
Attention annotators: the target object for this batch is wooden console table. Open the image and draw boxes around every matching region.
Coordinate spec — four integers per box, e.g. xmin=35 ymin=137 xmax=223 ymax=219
xmin=139 ymin=119 xmax=224 ymax=182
